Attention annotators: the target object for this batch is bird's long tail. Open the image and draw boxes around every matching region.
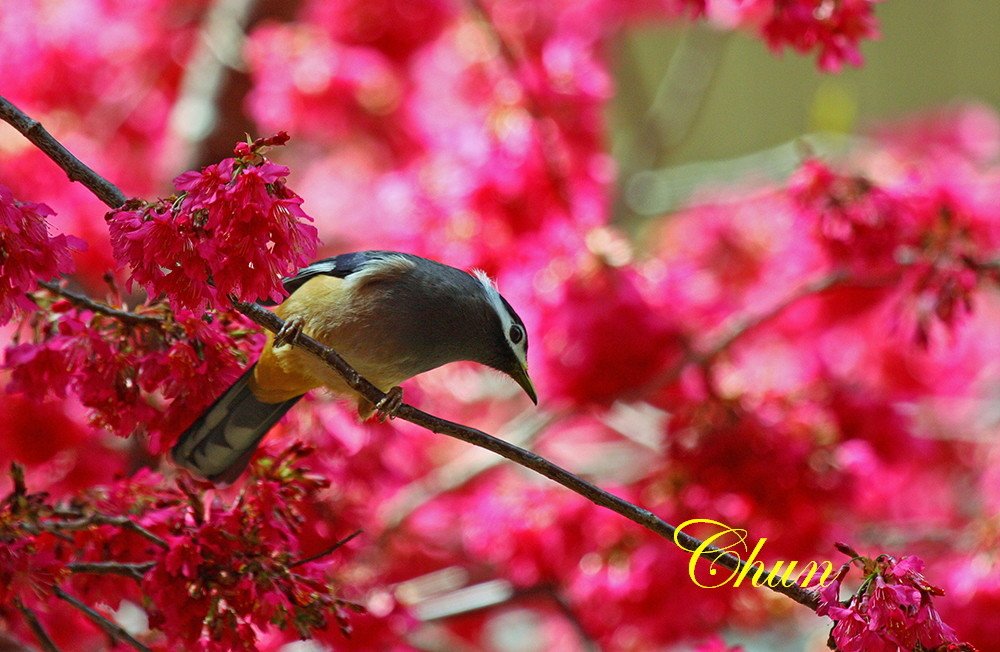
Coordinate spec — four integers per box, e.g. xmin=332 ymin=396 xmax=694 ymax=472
xmin=170 ymin=365 xmax=303 ymax=484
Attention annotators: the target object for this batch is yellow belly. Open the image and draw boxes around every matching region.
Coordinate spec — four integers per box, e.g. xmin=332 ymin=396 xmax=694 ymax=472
xmin=248 ymin=275 xmax=407 ymax=409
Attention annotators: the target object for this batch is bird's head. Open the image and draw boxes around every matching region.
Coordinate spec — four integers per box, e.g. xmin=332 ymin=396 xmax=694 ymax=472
xmin=472 ymin=270 xmax=537 ymax=405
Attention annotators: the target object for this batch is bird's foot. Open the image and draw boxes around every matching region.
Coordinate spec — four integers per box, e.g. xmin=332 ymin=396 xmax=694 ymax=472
xmin=375 ymin=386 xmax=404 ymax=421
xmin=274 ymin=316 xmax=306 ymax=349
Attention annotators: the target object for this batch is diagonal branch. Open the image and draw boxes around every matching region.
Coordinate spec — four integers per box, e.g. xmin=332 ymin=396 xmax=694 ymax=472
xmin=53 ymin=587 xmax=151 ymax=652
xmin=0 ymin=93 xmax=821 ymax=612
xmin=67 ymin=561 xmax=156 ymax=581
xmin=638 ymin=269 xmax=849 ymax=395
xmin=37 ymin=280 xmax=164 ymax=326
xmin=698 ymin=270 xmax=849 ymax=363
xmin=14 ymin=599 xmax=61 ymax=652
xmin=44 ymin=513 xmax=169 ymax=550
xmin=289 ymin=530 xmax=363 ymax=568
xmin=0 ymin=97 xmax=127 ymax=208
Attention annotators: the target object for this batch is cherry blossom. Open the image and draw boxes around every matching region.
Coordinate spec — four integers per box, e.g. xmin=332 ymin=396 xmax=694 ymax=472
xmin=0 ymin=184 xmax=82 ymax=324
xmin=818 ymin=549 xmax=968 ymax=651
xmin=107 ymin=133 xmax=318 ymax=311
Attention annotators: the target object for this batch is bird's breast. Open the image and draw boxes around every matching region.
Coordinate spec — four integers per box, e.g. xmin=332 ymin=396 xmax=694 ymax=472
xmin=260 ymin=274 xmax=446 ymax=395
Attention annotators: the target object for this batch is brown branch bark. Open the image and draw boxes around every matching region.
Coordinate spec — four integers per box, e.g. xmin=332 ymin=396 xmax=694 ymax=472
xmin=235 ymin=301 xmax=820 ymax=610
xmin=37 ymin=281 xmax=164 ymax=326
xmin=53 ymin=587 xmax=151 ymax=652
xmin=43 ymin=513 xmax=169 ymax=550
xmin=289 ymin=530 xmax=363 ymax=568
xmin=67 ymin=561 xmax=156 ymax=581
xmin=0 ymin=97 xmax=127 ymax=208
xmin=0 ymin=93 xmax=821 ymax=612
xmin=13 ymin=599 xmax=61 ymax=652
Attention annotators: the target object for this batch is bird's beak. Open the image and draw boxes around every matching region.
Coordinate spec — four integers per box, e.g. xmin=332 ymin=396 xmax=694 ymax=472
xmin=509 ymin=363 xmax=538 ymax=405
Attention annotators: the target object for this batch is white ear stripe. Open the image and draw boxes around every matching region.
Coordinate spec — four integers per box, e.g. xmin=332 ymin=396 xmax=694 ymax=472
xmin=472 ymin=269 xmax=528 ymax=368
xmin=472 ymin=269 xmax=506 ymax=319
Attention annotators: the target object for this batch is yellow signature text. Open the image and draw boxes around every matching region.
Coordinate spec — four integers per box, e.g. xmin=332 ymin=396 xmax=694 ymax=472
xmin=673 ymin=519 xmax=836 ymax=590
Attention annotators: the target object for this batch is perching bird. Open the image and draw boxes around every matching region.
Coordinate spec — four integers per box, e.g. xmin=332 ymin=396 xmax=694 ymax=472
xmin=171 ymin=251 xmax=537 ymax=484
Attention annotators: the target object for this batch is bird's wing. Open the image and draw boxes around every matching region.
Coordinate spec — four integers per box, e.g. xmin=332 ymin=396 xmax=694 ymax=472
xmin=264 ymin=251 xmax=409 ymax=303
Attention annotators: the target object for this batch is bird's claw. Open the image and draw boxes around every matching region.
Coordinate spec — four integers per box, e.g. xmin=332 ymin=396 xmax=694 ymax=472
xmin=375 ymin=386 xmax=404 ymax=421
xmin=274 ymin=316 xmax=306 ymax=349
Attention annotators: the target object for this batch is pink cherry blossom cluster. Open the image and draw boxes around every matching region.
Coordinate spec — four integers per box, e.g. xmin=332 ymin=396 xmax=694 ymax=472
xmin=143 ymin=446 xmax=358 ymax=651
xmin=818 ymin=546 xmax=966 ymax=651
xmin=788 ymin=157 xmax=1000 ymax=345
xmin=0 ymin=0 xmax=210 ymax=282
xmin=0 ymin=184 xmax=82 ymax=324
xmin=4 ymin=296 xmax=259 ymax=445
xmin=107 ymin=133 xmax=318 ymax=310
xmin=759 ymin=0 xmax=882 ymax=71
xmin=1 ymin=448 xmax=362 ymax=651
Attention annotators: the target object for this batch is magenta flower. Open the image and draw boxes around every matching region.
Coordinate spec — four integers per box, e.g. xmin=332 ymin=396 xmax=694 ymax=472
xmin=0 ymin=183 xmax=83 ymax=324
xmin=818 ymin=547 xmax=972 ymax=651
xmin=4 ymin=298 xmax=256 ymax=442
xmin=758 ymin=0 xmax=881 ymax=72
xmin=107 ymin=134 xmax=318 ymax=311
xmin=142 ymin=454 xmax=354 ymax=650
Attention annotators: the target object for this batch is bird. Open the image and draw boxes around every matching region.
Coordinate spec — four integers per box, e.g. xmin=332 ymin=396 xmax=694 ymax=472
xmin=171 ymin=251 xmax=537 ymax=484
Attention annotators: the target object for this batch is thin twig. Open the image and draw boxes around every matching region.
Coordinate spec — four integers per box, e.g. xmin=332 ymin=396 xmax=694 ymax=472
xmin=37 ymin=280 xmax=163 ymax=326
xmin=702 ymin=270 xmax=849 ymax=362
xmin=176 ymin=478 xmax=206 ymax=525
xmin=14 ymin=599 xmax=61 ymax=652
xmin=100 ymin=516 xmax=170 ymax=550
xmin=44 ymin=514 xmax=169 ymax=550
xmin=639 ymin=269 xmax=849 ymax=395
xmin=289 ymin=530 xmax=363 ymax=568
xmin=67 ymin=561 xmax=156 ymax=581
xmin=53 ymin=587 xmax=151 ymax=652
xmin=0 ymin=95 xmax=821 ymax=612
xmin=0 ymin=96 xmax=127 ymax=208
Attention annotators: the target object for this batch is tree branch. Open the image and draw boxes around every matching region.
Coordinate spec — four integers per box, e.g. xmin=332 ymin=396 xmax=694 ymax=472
xmin=53 ymin=587 xmax=151 ymax=652
xmin=67 ymin=561 xmax=156 ymax=581
xmin=0 ymin=94 xmax=821 ymax=612
xmin=37 ymin=281 xmax=164 ymax=326
xmin=234 ymin=301 xmax=820 ymax=610
xmin=701 ymin=270 xmax=849 ymax=362
xmin=44 ymin=513 xmax=169 ymax=550
xmin=14 ymin=599 xmax=61 ymax=652
xmin=289 ymin=530 xmax=363 ymax=568
xmin=639 ymin=269 xmax=849 ymax=395
xmin=0 ymin=97 xmax=127 ymax=208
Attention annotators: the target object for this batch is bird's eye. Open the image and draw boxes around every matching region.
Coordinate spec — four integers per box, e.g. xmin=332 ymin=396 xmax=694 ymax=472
xmin=509 ymin=324 xmax=524 ymax=344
